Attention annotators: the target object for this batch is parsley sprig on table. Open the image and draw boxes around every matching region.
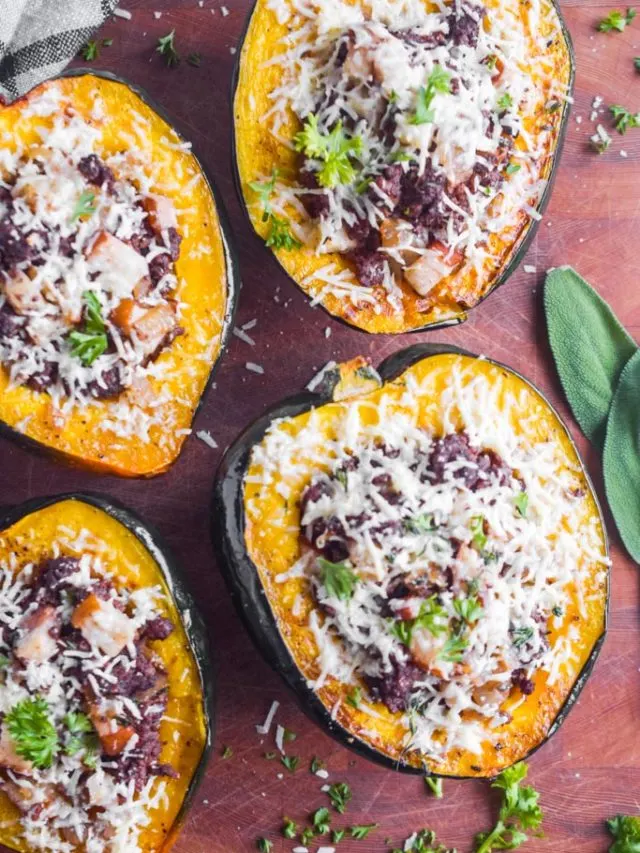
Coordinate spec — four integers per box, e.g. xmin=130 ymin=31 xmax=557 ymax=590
xmin=68 ymin=291 xmax=108 ymax=366
xmin=6 ymin=696 xmax=59 ymax=769
xmin=474 ymin=762 xmax=543 ymax=852
xmin=424 ymin=777 xmax=444 ymax=798
xmin=327 ymin=781 xmax=352 ymax=814
xmin=606 ymin=814 xmax=640 ymax=852
xmin=597 ymin=8 xmax=636 ymax=31
xmin=410 ymin=65 xmax=452 ymax=124
xmin=157 ymin=30 xmax=180 ymax=67
xmin=391 ymin=828 xmax=456 ymax=852
xmin=294 ymin=114 xmax=363 ymax=188
xmin=610 ymin=105 xmax=640 ymax=133
xmin=249 ymin=169 xmax=302 ymax=251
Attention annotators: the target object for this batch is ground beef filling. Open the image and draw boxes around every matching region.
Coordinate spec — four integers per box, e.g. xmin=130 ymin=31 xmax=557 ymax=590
xmin=0 ymin=152 xmax=184 ymax=399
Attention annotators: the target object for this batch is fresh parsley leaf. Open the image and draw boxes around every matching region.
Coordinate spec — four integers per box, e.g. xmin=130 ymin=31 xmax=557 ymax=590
xmin=157 ymin=30 xmax=180 ymax=66
xmin=318 ymin=557 xmax=358 ymax=601
xmin=610 ymin=104 xmax=640 ymax=134
xmin=312 ymin=806 xmax=331 ymax=834
xmin=282 ymin=727 xmax=297 ymax=743
xmin=410 ymin=64 xmax=452 ymax=124
xmin=310 ymin=756 xmax=325 ymax=773
xmin=281 ymin=755 xmax=299 ymax=772
xmin=511 ymin=626 xmax=534 ymax=648
xmin=83 ymin=752 xmax=98 ymax=769
xmin=598 ymin=8 xmax=636 ymax=31
xmin=333 ymin=828 xmax=347 ymax=842
xmin=335 ymin=468 xmax=348 ymax=488
xmin=256 ymin=838 xmax=272 ymax=852
xmin=6 ymin=696 xmax=59 ymax=769
xmin=590 ymin=125 xmax=612 ymax=153
xmin=497 ymin=92 xmax=513 ymax=111
xmin=403 ymin=513 xmax=436 ymax=534
xmin=606 ymin=814 xmax=640 ymax=852
xmin=300 ymin=827 xmax=315 ymax=846
xmin=80 ymin=41 xmax=99 ymax=61
xmin=440 ymin=632 xmax=468 ymax=663
xmin=514 ymin=491 xmax=529 ymax=517
xmin=187 ymin=52 xmax=202 ymax=67
xmin=425 ymin=776 xmax=443 ymax=798
xmin=328 ymin=781 xmax=352 ymax=814
xmin=396 ymin=828 xmax=455 ymax=852
xmin=453 ymin=594 xmax=483 ymax=624
xmin=470 ymin=515 xmax=488 ymax=551
xmin=346 ymin=686 xmax=362 ymax=708
xmin=70 ymin=189 xmax=97 ymax=222
xmin=282 ymin=817 xmax=297 ymax=839
xmin=249 ymin=169 xmax=279 ymax=211
xmin=350 ymin=823 xmax=378 ymax=839
xmin=68 ymin=290 xmax=107 ymax=366
xmin=390 ymin=595 xmax=448 ymax=646
xmin=474 ymin=762 xmax=543 ymax=853
xmin=294 ymin=114 xmax=363 ymax=188
xmin=390 ymin=618 xmax=414 ymax=646
xmin=552 ymin=606 xmax=563 ymax=618
xmin=265 ymin=214 xmax=302 ymax=250
xmin=63 ymin=712 xmax=92 ymax=734
xmin=505 ymin=162 xmax=521 ymax=176
xmin=221 ymin=745 xmax=233 ymax=759
xmin=63 ymin=712 xmax=97 ymax=756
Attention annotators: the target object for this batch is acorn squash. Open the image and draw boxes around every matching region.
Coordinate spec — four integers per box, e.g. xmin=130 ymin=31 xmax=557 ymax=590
xmin=233 ymin=0 xmax=574 ymax=333
xmin=214 ymin=344 xmax=608 ymax=777
xmin=0 ymin=70 xmax=238 ymax=476
xmin=0 ymin=493 xmax=213 ymax=852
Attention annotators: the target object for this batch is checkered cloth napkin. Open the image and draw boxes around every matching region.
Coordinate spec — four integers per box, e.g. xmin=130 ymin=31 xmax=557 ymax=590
xmin=0 ymin=0 xmax=118 ymax=101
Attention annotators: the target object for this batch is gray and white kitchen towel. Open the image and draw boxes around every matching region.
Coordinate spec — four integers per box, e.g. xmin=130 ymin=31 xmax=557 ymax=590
xmin=0 ymin=0 xmax=117 ymax=101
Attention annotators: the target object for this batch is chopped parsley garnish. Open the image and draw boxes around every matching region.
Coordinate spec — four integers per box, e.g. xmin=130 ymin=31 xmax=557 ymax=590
xmin=0 ymin=654 xmax=10 ymax=668
xmin=410 ymin=64 xmax=452 ymax=124
xmin=281 ymin=755 xmax=299 ymax=772
xmin=6 ymin=696 xmax=59 ymax=769
xmin=256 ymin=838 xmax=273 ymax=852
xmin=221 ymin=745 xmax=233 ymax=759
xmin=470 ymin=515 xmax=488 ymax=551
xmin=511 ymin=626 xmax=534 ymax=648
xmin=333 ymin=828 xmax=347 ymax=842
xmin=318 ymin=557 xmax=358 ymax=601
xmin=63 ymin=711 xmax=97 ymax=756
xmin=453 ymin=594 xmax=483 ymax=624
xmin=610 ymin=104 xmax=640 ymax=134
xmin=485 ymin=54 xmax=498 ymax=71
xmin=514 ymin=491 xmax=529 ymax=517
xmin=312 ymin=807 xmax=331 ymax=834
xmin=474 ymin=762 xmax=543 ymax=852
xmin=390 ymin=595 xmax=448 ymax=646
xmin=346 ymin=686 xmax=362 ymax=708
xmin=350 ymin=823 xmax=378 ymax=839
xmin=591 ymin=125 xmax=612 ymax=153
xmin=336 ymin=469 xmax=348 ymax=488
xmin=505 ymin=162 xmax=521 ymax=176
xmin=440 ymin=631 xmax=468 ymax=663
xmin=80 ymin=41 xmax=99 ymax=61
xmin=403 ymin=512 xmax=436 ymax=535
xmin=497 ymin=92 xmax=513 ymax=111
xmin=606 ymin=814 xmax=640 ymax=852
xmin=70 ymin=189 xmax=97 ymax=222
xmin=282 ymin=727 xmax=297 ymax=743
xmin=282 ymin=817 xmax=297 ymax=839
xmin=328 ymin=781 xmax=352 ymax=814
xmin=68 ymin=290 xmax=108 ymax=366
xmin=425 ymin=776 xmax=444 ymax=798
xmin=187 ymin=52 xmax=202 ymax=67
xmin=390 ymin=150 xmax=414 ymax=163
xmin=310 ymin=756 xmax=325 ymax=773
xmin=552 ymin=606 xmax=563 ymax=618
xmin=391 ymin=828 xmax=455 ymax=852
xmin=249 ymin=169 xmax=301 ymax=251
xmin=597 ymin=8 xmax=636 ymax=31
xmin=294 ymin=114 xmax=363 ymax=188
xmin=300 ymin=827 xmax=315 ymax=846
xmin=157 ymin=30 xmax=180 ymax=67
xmin=264 ymin=751 xmax=276 ymax=760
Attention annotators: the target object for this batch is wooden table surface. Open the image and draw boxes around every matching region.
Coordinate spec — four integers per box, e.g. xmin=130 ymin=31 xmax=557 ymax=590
xmin=2 ymin=1 xmax=640 ymax=851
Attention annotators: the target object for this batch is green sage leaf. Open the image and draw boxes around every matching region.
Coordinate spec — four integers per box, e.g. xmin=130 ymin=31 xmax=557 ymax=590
xmin=544 ymin=266 xmax=637 ymax=449
xmin=603 ymin=349 xmax=640 ymax=562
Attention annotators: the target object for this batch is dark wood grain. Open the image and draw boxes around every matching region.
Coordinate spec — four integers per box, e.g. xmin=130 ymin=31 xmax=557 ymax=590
xmin=1 ymin=1 xmax=640 ymax=851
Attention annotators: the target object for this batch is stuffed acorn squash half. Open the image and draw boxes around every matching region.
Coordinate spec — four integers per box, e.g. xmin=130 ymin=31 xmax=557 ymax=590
xmin=0 ymin=71 xmax=238 ymax=476
xmin=234 ymin=0 xmax=573 ymax=333
xmin=215 ymin=345 xmax=608 ymax=777
xmin=0 ymin=493 xmax=213 ymax=853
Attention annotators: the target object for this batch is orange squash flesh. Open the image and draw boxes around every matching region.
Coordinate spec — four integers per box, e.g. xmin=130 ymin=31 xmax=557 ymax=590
xmin=242 ymin=353 xmax=608 ymax=776
xmin=0 ymin=73 xmax=232 ymax=476
xmin=0 ymin=499 xmax=209 ymax=852
xmin=234 ymin=0 xmax=573 ymax=333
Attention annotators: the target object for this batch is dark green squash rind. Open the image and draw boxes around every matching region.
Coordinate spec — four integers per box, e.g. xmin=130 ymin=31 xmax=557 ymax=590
xmin=0 ymin=492 xmax=215 ymax=838
xmin=212 ymin=342 xmax=608 ymax=777
xmin=0 ymin=69 xmax=241 ymax=477
xmin=230 ymin=5 xmax=575 ymax=335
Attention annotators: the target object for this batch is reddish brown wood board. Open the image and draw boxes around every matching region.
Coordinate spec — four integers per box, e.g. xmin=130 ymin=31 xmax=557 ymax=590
xmin=1 ymin=1 xmax=639 ymax=851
